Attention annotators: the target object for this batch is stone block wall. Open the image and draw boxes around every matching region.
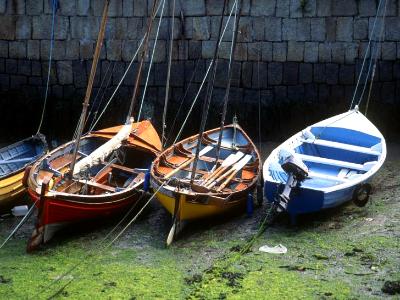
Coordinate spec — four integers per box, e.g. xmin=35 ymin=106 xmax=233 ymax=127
xmin=0 ymin=0 xmax=399 ymax=140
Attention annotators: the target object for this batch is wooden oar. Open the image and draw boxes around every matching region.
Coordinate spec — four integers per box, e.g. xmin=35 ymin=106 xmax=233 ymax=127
xmin=164 ymin=145 xmax=213 ymax=179
xmin=203 ymin=151 xmax=244 ymax=185
xmin=216 ymin=154 xmax=252 ymax=192
xmin=205 ymin=154 xmax=248 ymax=189
xmin=205 ymin=166 xmax=236 ymax=189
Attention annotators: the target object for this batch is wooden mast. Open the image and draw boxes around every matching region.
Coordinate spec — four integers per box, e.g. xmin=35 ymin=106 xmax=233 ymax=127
xmin=126 ymin=0 xmax=159 ymax=123
xmin=214 ymin=0 xmax=242 ymax=164
xmin=69 ymin=0 xmax=110 ymax=176
xmin=189 ymin=0 xmax=228 ymax=183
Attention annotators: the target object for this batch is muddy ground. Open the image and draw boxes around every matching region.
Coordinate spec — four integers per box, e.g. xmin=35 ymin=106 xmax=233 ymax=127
xmin=0 ymin=143 xmax=399 ymax=299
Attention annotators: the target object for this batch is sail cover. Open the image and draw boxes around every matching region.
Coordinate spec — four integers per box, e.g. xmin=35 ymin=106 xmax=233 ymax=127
xmin=73 ymin=119 xmax=133 ymax=175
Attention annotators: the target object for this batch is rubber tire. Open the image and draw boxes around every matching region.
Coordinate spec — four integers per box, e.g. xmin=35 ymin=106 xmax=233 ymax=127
xmin=352 ymin=184 xmax=371 ymax=207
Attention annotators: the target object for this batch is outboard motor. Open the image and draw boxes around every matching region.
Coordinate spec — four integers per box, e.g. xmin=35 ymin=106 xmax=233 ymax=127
xmin=275 ymin=151 xmax=309 ymax=212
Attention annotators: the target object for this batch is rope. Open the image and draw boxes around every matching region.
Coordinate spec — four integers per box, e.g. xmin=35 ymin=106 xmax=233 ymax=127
xmin=173 ymin=0 xmax=238 ymax=144
xmin=85 ymin=61 xmax=114 ymax=129
xmin=358 ymin=0 xmax=387 ymax=109
xmin=349 ymin=0 xmax=385 ymax=110
xmin=0 ymin=202 xmax=37 ymax=249
xmin=32 ymin=180 xmax=171 ymax=299
xmin=161 ymin=0 xmax=176 ymax=148
xmin=240 ymin=203 xmax=278 ymax=255
xmin=364 ymin=64 xmax=376 ymax=117
xmin=164 ymin=58 xmax=200 ymax=147
xmin=257 ymin=43 xmax=262 ymax=155
xmin=36 ymin=0 xmax=58 ymax=134
xmin=190 ymin=0 xmax=229 ymax=182
xmin=215 ymin=0 xmax=241 ymax=164
xmin=137 ymin=0 xmax=167 ymax=122
xmin=89 ymin=36 xmax=146 ymax=132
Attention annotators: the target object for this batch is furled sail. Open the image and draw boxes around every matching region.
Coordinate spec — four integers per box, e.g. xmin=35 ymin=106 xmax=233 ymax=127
xmin=73 ymin=118 xmax=133 ymax=175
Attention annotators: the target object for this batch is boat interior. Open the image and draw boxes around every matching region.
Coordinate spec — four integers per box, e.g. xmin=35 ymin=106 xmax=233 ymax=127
xmin=0 ymin=137 xmax=46 ymax=179
xmin=35 ymin=137 xmax=154 ymax=196
xmin=269 ymin=126 xmax=383 ymax=189
xmin=154 ymin=127 xmax=259 ymax=193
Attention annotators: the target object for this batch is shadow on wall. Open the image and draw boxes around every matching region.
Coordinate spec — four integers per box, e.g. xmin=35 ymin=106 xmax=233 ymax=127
xmin=0 ymin=88 xmax=399 ymax=146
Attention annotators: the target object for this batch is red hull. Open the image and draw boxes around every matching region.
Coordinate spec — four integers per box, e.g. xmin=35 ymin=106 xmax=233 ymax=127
xmin=27 ymin=188 xmax=141 ymax=251
xmin=28 ymin=189 xmax=138 ymax=226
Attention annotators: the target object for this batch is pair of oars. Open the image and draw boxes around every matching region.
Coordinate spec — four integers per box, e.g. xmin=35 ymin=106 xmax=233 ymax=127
xmin=164 ymin=145 xmax=214 ymax=179
xmin=202 ymin=151 xmax=244 ymax=186
xmin=203 ymin=153 xmax=253 ymax=191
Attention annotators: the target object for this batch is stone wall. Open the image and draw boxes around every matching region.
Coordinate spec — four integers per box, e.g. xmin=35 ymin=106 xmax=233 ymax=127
xmin=0 ymin=0 xmax=399 ymax=140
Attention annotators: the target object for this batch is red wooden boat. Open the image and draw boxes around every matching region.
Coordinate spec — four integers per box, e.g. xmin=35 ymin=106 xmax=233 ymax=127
xmin=25 ymin=121 xmax=161 ymax=251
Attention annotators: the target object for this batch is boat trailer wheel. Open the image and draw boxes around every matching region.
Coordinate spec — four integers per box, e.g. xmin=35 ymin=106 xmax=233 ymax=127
xmin=352 ymin=184 xmax=371 ymax=207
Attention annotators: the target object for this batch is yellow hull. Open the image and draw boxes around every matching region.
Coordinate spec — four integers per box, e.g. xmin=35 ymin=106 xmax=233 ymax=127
xmin=155 ymin=190 xmax=245 ymax=221
xmin=0 ymin=171 xmax=27 ymax=208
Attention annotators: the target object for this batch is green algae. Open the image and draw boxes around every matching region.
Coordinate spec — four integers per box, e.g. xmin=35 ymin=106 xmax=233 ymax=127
xmin=0 ymin=145 xmax=399 ymax=299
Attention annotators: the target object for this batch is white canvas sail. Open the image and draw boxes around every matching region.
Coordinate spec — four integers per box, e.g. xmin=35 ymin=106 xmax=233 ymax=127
xmin=73 ymin=118 xmax=133 ymax=175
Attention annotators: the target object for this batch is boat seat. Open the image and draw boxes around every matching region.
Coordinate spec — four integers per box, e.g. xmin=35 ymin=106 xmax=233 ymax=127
xmin=0 ymin=144 xmax=31 ymax=160
xmin=295 ymin=153 xmax=375 ymax=172
xmin=307 ymin=171 xmax=348 ymax=183
xmin=50 ymin=154 xmax=82 ymax=171
xmin=124 ymin=172 xmax=145 ymax=188
xmin=0 ymin=156 xmax=35 ymax=165
xmin=301 ymin=138 xmax=381 ymax=156
xmin=77 ymin=180 xmax=116 ymax=192
xmin=110 ymin=164 xmax=137 ymax=174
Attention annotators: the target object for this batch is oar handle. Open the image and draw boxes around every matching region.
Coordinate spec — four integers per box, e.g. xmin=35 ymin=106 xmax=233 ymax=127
xmin=217 ymin=170 xmax=237 ymax=191
xmin=204 ymin=166 xmax=226 ymax=184
xmin=165 ymin=157 xmax=194 ymax=179
xmin=205 ymin=167 xmax=235 ymax=189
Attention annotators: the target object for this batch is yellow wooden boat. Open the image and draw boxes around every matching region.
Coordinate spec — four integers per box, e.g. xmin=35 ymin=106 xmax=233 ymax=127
xmin=151 ymin=124 xmax=261 ymax=243
xmin=0 ymin=134 xmax=47 ymax=211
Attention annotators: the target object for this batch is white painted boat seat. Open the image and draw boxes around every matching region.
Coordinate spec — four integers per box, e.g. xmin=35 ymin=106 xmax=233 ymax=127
xmin=295 ymin=153 xmax=375 ymax=172
xmin=301 ymin=138 xmax=381 ymax=156
xmin=307 ymin=171 xmax=348 ymax=183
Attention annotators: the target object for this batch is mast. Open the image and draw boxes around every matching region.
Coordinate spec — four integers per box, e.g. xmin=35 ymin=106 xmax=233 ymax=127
xmin=126 ymin=0 xmax=159 ymax=123
xmin=190 ymin=0 xmax=229 ymax=183
xmin=214 ymin=0 xmax=241 ymax=165
xmin=69 ymin=0 xmax=110 ymax=176
xmin=161 ymin=0 xmax=176 ymax=149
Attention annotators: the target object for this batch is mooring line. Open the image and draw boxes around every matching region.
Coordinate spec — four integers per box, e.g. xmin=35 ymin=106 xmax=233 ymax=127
xmin=34 ymin=180 xmax=171 ymax=300
xmin=36 ymin=0 xmax=58 ymax=134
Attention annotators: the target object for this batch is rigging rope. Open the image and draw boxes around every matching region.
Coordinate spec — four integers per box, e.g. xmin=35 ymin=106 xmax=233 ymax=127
xmin=215 ymin=0 xmax=241 ymax=165
xmin=137 ymin=0 xmax=167 ymax=122
xmin=161 ymin=0 xmax=176 ymax=149
xmin=190 ymin=0 xmax=229 ymax=182
xmin=349 ymin=0 xmax=385 ymax=110
xmin=257 ymin=43 xmax=263 ymax=155
xmin=164 ymin=58 xmax=200 ymax=147
xmin=359 ymin=0 xmax=387 ymax=110
xmin=36 ymin=0 xmax=58 ymax=134
xmin=173 ymin=0 xmax=238 ymax=144
xmin=85 ymin=61 xmax=114 ymax=129
xmin=88 ymin=36 xmax=146 ymax=132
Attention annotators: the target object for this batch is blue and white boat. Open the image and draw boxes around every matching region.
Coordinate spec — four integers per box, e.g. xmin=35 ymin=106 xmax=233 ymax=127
xmin=263 ymin=107 xmax=386 ymax=222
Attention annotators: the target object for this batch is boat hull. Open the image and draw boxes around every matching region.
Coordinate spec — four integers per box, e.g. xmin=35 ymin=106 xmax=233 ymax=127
xmin=26 ymin=121 xmax=161 ymax=250
xmin=263 ymin=110 xmax=386 ymax=221
xmin=151 ymin=124 xmax=260 ymax=224
xmin=151 ymin=178 xmax=247 ymax=221
xmin=27 ymin=188 xmax=142 ymax=248
xmin=0 ymin=171 xmax=26 ymax=209
xmin=264 ymin=178 xmax=373 ymax=217
xmin=0 ymin=134 xmax=47 ymax=211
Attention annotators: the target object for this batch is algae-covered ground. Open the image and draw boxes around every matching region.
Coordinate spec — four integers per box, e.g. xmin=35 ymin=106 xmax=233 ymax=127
xmin=0 ymin=144 xmax=399 ymax=299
